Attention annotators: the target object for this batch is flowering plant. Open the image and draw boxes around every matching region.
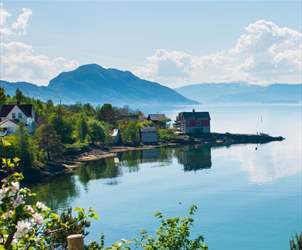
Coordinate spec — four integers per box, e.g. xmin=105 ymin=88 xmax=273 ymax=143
xmin=0 ymin=158 xmax=98 ymax=249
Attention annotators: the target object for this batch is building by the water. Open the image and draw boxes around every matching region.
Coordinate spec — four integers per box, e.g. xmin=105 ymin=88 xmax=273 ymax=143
xmin=175 ymin=109 xmax=211 ymax=134
xmin=140 ymin=127 xmax=158 ymax=144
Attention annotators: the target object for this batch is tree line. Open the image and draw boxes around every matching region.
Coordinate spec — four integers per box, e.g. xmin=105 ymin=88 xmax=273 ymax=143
xmin=0 ymin=87 xmax=172 ymax=173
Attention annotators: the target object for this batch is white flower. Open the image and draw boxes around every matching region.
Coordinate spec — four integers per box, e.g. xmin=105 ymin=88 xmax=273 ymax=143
xmin=11 ymin=182 xmax=20 ymax=193
xmin=0 ymin=187 xmax=8 ymax=199
xmin=0 ymin=189 xmax=6 ymax=204
xmin=32 ymin=213 xmax=43 ymax=225
xmin=14 ymin=220 xmax=32 ymax=239
xmin=36 ymin=202 xmax=48 ymax=212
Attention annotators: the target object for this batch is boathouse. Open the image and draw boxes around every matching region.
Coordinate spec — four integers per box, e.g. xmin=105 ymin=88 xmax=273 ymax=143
xmin=140 ymin=127 xmax=158 ymax=144
xmin=176 ymin=110 xmax=211 ymax=134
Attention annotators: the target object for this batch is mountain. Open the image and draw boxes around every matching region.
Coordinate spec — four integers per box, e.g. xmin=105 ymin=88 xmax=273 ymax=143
xmin=0 ymin=64 xmax=197 ymax=106
xmin=175 ymin=83 xmax=302 ymax=103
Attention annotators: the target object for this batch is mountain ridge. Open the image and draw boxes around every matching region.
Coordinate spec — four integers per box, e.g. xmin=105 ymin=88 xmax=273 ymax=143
xmin=175 ymin=82 xmax=302 ymax=103
xmin=0 ymin=64 xmax=197 ymax=106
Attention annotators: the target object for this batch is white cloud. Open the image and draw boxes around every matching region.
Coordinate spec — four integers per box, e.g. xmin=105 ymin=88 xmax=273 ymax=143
xmin=1 ymin=41 xmax=78 ymax=85
xmin=11 ymin=8 xmax=32 ymax=34
xmin=0 ymin=7 xmax=11 ymax=36
xmin=0 ymin=7 xmax=78 ymax=85
xmin=134 ymin=20 xmax=302 ymax=87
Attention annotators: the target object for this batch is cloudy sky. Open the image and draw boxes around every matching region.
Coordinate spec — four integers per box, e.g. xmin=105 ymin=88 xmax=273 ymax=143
xmin=0 ymin=1 xmax=301 ymax=87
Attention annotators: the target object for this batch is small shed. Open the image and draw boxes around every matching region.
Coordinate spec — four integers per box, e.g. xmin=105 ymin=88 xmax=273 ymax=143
xmin=140 ymin=127 xmax=158 ymax=144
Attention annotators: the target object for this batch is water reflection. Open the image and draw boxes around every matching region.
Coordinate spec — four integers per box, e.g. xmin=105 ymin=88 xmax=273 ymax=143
xmin=78 ymin=145 xmax=212 ymax=185
xmin=175 ymin=145 xmax=212 ymax=171
xmin=31 ymin=140 xmax=298 ymax=210
xmin=31 ymin=175 xmax=79 ymax=210
xmin=74 ymin=157 xmax=122 ymax=187
xmin=214 ymin=142 xmax=302 ymax=184
xmin=117 ymin=147 xmax=173 ymax=172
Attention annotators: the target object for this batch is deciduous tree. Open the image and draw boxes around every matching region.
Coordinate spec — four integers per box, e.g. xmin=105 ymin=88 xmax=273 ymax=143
xmin=35 ymin=124 xmax=63 ymax=161
xmin=88 ymin=120 xmax=105 ymax=144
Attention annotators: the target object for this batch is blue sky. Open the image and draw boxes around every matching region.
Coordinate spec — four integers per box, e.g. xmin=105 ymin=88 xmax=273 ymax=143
xmin=1 ymin=1 xmax=301 ymax=86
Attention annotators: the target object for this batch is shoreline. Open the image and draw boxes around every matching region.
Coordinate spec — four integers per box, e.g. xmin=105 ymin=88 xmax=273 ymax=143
xmin=23 ymin=132 xmax=285 ymax=183
xmin=63 ymin=143 xmax=180 ymax=169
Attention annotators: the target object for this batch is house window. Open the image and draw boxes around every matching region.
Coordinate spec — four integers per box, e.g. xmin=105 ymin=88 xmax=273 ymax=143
xmin=12 ymin=113 xmax=16 ymax=119
xmin=18 ymin=113 xmax=22 ymax=119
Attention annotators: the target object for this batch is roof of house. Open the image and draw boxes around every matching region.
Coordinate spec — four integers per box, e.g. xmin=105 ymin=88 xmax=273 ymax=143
xmin=0 ymin=104 xmax=33 ymax=117
xmin=0 ymin=119 xmax=20 ymax=126
xmin=148 ymin=114 xmax=166 ymax=121
xmin=140 ymin=127 xmax=157 ymax=132
xmin=179 ymin=111 xmax=210 ymax=119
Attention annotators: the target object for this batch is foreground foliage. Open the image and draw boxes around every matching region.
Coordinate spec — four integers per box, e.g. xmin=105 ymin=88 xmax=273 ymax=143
xmin=0 ymin=158 xmax=98 ymax=249
xmin=136 ymin=206 xmax=208 ymax=250
xmin=0 ymin=158 xmax=208 ymax=249
xmin=290 ymin=233 xmax=302 ymax=250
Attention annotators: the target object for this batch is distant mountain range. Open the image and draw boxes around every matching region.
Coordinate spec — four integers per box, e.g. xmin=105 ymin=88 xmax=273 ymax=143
xmin=175 ymin=83 xmax=302 ymax=104
xmin=2 ymin=65 xmax=301 ymax=106
xmin=0 ymin=64 xmax=197 ymax=106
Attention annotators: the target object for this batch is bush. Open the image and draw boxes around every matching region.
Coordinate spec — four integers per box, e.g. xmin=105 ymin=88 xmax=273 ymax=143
xmin=158 ymin=128 xmax=176 ymax=142
xmin=136 ymin=205 xmax=208 ymax=250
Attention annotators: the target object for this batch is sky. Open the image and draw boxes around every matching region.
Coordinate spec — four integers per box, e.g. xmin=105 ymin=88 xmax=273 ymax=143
xmin=0 ymin=1 xmax=301 ymax=87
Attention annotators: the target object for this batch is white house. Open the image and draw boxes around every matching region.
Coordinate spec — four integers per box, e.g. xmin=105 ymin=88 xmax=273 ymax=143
xmin=140 ymin=127 xmax=158 ymax=144
xmin=0 ymin=104 xmax=36 ymax=134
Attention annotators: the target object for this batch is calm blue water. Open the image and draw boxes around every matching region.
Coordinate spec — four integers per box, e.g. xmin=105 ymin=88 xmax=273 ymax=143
xmin=33 ymin=104 xmax=302 ymax=250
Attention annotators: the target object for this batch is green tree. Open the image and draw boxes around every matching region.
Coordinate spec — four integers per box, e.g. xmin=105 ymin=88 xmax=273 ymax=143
xmin=49 ymin=106 xmax=73 ymax=144
xmin=0 ymin=87 xmax=6 ymax=105
xmin=96 ymin=104 xmax=116 ymax=124
xmin=88 ymin=120 xmax=105 ymax=144
xmin=15 ymin=88 xmax=24 ymax=103
xmin=158 ymin=128 xmax=176 ymax=142
xmin=118 ymin=121 xmax=140 ymax=145
xmin=83 ymin=103 xmax=96 ymax=117
xmin=35 ymin=124 xmax=63 ymax=161
xmin=77 ymin=113 xmax=88 ymax=142
xmin=15 ymin=123 xmax=34 ymax=168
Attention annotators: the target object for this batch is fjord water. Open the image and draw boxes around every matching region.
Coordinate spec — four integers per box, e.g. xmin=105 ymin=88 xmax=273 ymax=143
xmin=32 ymin=104 xmax=302 ymax=250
